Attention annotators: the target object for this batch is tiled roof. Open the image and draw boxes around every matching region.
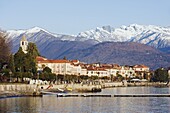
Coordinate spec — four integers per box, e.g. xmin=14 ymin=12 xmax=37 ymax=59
xmin=71 ymin=60 xmax=79 ymax=63
xmin=87 ymin=67 xmax=106 ymax=71
xmin=38 ymin=59 xmax=70 ymax=63
xmin=133 ymin=64 xmax=149 ymax=68
xmin=37 ymin=56 xmax=73 ymax=63
xmin=36 ymin=56 xmax=47 ymax=61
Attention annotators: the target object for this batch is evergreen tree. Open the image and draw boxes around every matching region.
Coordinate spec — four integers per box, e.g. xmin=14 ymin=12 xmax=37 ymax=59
xmin=8 ymin=54 xmax=15 ymax=73
xmin=43 ymin=67 xmax=52 ymax=73
xmin=26 ymin=43 xmax=40 ymax=74
xmin=14 ymin=42 xmax=40 ymax=75
xmin=14 ymin=47 xmax=26 ymax=72
xmin=154 ymin=68 xmax=168 ymax=82
xmin=27 ymin=42 xmax=40 ymax=57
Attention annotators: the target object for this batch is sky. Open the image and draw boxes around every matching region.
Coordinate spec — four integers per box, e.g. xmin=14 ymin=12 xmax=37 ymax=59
xmin=0 ymin=0 xmax=170 ymax=35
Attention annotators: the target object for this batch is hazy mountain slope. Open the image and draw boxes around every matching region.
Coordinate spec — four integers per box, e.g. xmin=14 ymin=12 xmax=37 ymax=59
xmin=40 ymin=40 xmax=93 ymax=59
xmin=62 ymin=42 xmax=170 ymax=69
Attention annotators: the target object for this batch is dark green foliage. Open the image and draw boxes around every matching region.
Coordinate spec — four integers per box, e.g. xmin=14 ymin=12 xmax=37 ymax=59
xmin=64 ymin=74 xmax=77 ymax=82
xmin=14 ymin=47 xmax=26 ymax=72
xmin=1 ymin=68 xmax=10 ymax=77
xmin=89 ymin=76 xmax=98 ymax=80
xmin=43 ymin=67 xmax=52 ymax=73
xmin=100 ymin=76 xmax=110 ymax=80
xmin=57 ymin=74 xmax=64 ymax=81
xmin=27 ymin=42 xmax=40 ymax=57
xmin=39 ymin=66 xmax=56 ymax=81
xmin=79 ymin=75 xmax=89 ymax=80
xmin=14 ymin=43 xmax=40 ymax=76
xmin=116 ymin=74 xmax=124 ymax=81
xmin=39 ymin=73 xmax=56 ymax=81
xmin=153 ymin=68 xmax=168 ymax=82
xmin=8 ymin=54 xmax=15 ymax=73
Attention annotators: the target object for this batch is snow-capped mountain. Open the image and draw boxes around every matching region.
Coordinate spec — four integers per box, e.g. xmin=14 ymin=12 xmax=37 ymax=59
xmin=3 ymin=24 xmax=170 ymax=54
xmin=77 ymin=24 xmax=170 ymax=48
xmin=5 ymin=27 xmax=76 ymax=53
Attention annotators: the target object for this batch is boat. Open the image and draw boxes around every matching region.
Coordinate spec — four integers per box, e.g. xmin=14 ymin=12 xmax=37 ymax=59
xmin=42 ymin=87 xmax=73 ymax=93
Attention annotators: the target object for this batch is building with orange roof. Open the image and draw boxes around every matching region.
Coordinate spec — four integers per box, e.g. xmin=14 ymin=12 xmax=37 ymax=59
xmin=36 ymin=56 xmax=151 ymax=79
xmin=86 ymin=67 xmax=108 ymax=77
xmin=133 ymin=64 xmax=149 ymax=72
xmin=133 ymin=64 xmax=150 ymax=79
xmin=36 ymin=56 xmax=81 ymax=75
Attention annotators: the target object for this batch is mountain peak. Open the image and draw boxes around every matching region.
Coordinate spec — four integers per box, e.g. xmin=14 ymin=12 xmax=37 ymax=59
xmin=26 ymin=26 xmax=46 ymax=34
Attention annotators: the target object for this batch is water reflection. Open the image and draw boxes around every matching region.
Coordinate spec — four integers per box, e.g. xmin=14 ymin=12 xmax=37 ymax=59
xmin=0 ymin=87 xmax=170 ymax=113
xmin=101 ymin=87 xmax=170 ymax=94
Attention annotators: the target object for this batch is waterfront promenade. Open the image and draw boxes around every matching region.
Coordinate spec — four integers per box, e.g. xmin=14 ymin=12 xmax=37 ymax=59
xmin=0 ymin=82 xmax=169 ymax=98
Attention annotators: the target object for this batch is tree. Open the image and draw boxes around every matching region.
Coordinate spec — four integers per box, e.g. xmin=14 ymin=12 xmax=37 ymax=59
xmin=26 ymin=42 xmax=40 ymax=74
xmin=27 ymin=42 xmax=40 ymax=57
xmin=43 ymin=67 xmax=52 ymax=73
xmin=0 ymin=32 xmax=11 ymax=69
xmin=154 ymin=68 xmax=168 ymax=82
xmin=14 ymin=42 xmax=40 ymax=75
xmin=8 ymin=54 xmax=15 ymax=73
xmin=14 ymin=47 xmax=26 ymax=72
xmin=63 ymin=56 xmax=67 ymax=60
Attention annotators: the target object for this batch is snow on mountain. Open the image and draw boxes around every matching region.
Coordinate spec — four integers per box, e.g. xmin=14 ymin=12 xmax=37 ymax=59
xmin=77 ymin=24 xmax=170 ymax=48
xmin=2 ymin=24 xmax=170 ymax=53
xmin=3 ymin=27 xmax=75 ymax=53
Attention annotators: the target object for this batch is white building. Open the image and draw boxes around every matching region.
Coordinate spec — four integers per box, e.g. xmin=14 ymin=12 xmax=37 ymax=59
xmin=133 ymin=65 xmax=149 ymax=72
xmin=86 ymin=67 xmax=108 ymax=77
xmin=37 ymin=56 xmax=81 ymax=75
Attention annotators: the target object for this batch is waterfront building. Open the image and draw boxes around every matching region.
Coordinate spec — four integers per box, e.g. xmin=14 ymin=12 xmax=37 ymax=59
xmin=86 ymin=67 xmax=108 ymax=77
xmin=133 ymin=64 xmax=150 ymax=79
xmin=119 ymin=66 xmax=135 ymax=78
xmin=102 ymin=64 xmax=135 ymax=78
xmin=36 ymin=56 xmax=150 ymax=79
xmin=36 ymin=56 xmax=81 ymax=75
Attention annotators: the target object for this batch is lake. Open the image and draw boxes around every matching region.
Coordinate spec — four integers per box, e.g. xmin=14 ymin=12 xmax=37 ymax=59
xmin=0 ymin=87 xmax=170 ymax=113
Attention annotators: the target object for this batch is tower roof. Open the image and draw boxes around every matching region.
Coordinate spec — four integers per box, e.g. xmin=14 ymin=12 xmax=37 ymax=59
xmin=21 ymin=35 xmax=27 ymax=41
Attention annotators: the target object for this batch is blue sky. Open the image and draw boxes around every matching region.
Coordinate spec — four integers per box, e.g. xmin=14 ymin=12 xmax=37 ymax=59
xmin=0 ymin=0 xmax=170 ymax=35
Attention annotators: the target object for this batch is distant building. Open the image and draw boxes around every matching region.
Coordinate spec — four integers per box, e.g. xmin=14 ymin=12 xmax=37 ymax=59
xmin=133 ymin=64 xmax=150 ymax=79
xmin=36 ymin=56 xmax=81 ymax=75
xmin=20 ymin=35 xmax=28 ymax=53
xmin=86 ymin=67 xmax=108 ymax=77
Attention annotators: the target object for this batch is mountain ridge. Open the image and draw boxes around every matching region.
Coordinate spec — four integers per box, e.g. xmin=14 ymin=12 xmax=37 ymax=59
xmin=1 ymin=24 xmax=170 ymax=69
xmin=5 ymin=24 xmax=170 ymax=51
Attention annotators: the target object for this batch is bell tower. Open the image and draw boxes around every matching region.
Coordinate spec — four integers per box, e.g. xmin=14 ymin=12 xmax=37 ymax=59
xmin=20 ymin=35 xmax=28 ymax=53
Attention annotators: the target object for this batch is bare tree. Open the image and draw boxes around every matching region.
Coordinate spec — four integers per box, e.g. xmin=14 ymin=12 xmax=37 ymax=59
xmin=0 ymin=32 xmax=11 ymax=69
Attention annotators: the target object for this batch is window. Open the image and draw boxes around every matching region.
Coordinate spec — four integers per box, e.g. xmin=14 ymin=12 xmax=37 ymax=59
xmin=22 ymin=42 xmax=24 ymax=45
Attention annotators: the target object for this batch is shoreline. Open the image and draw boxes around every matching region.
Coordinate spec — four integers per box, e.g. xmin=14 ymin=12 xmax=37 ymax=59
xmin=0 ymin=82 xmax=169 ymax=99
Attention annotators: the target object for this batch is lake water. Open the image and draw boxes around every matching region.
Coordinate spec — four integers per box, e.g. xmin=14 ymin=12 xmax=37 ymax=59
xmin=0 ymin=87 xmax=170 ymax=113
